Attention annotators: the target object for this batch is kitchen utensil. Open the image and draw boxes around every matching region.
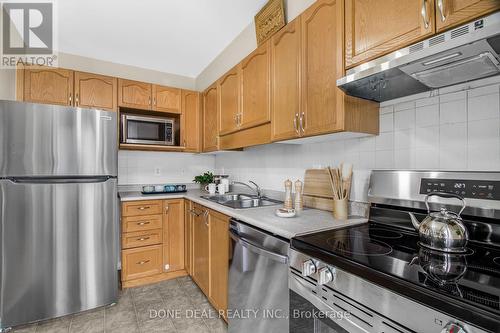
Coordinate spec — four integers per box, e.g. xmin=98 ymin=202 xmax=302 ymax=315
xmin=294 ymin=179 xmax=303 ymax=214
xmin=408 ymin=192 xmax=468 ymax=253
xmin=154 ymin=185 xmax=165 ymax=192
xmin=284 ymin=179 xmax=293 ymax=209
xmin=275 ymin=208 xmax=296 ymax=218
xmin=217 ymin=184 xmax=226 ymax=195
xmin=221 ymin=178 xmax=230 ymax=192
xmin=332 ymin=197 xmax=348 ymax=220
xmin=142 ymin=185 xmax=155 ymax=193
xmin=205 ymin=183 xmax=217 ymax=195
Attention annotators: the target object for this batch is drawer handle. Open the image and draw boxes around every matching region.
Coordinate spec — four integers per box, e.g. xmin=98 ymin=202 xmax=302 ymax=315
xmin=137 ymin=221 xmax=151 ymax=226
xmin=137 ymin=260 xmax=150 ymax=265
xmin=138 ymin=206 xmax=150 ymax=210
xmin=136 ymin=237 xmax=151 ymax=241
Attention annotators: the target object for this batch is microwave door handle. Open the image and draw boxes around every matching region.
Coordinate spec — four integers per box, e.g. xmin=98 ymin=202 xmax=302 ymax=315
xmin=121 ymin=115 xmax=127 ymax=144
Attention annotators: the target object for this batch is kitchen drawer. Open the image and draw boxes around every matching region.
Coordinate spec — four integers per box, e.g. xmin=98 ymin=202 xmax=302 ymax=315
xmin=122 ymin=200 xmax=163 ymax=216
xmin=122 ymin=214 xmax=162 ymax=233
xmin=122 ymin=229 xmax=162 ymax=249
xmin=122 ymin=245 xmax=162 ymax=281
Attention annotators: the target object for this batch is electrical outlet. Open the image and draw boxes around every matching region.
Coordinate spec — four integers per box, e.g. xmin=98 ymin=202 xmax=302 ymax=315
xmin=155 ymin=167 xmax=161 ymax=175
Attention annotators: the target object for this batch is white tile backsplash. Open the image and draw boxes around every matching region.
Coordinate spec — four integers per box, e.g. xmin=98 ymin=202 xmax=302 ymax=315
xmin=118 ymin=151 xmax=215 ymax=185
xmin=214 ymin=79 xmax=500 ymax=202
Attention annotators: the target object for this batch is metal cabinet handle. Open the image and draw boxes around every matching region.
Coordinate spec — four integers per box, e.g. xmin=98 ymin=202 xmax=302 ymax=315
xmin=203 ymin=210 xmax=209 ymax=226
xmin=299 ymin=112 xmax=305 ymax=134
xmin=136 ymin=237 xmax=150 ymax=241
xmin=69 ymin=93 xmax=73 ymax=105
xmin=189 ymin=208 xmax=201 ymax=216
xmin=137 ymin=221 xmax=151 ymax=226
xmin=153 ymin=97 xmax=156 ymax=105
xmin=75 ymin=93 xmax=79 ymax=106
xmin=136 ymin=260 xmax=150 ymax=265
xmin=148 ymin=96 xmax=152 ymax=106
xmin=138 ymin=206 xmax=150 ymax=210
xmin=165 ymin=205 xmax=169 ymax=213
xmin=421 ymin=0 xmax=430 ymax=29
xmin=293 ymin=113 xmax=299 ymax=134
xmin=437 ymin=0 xmax=446 ymax=22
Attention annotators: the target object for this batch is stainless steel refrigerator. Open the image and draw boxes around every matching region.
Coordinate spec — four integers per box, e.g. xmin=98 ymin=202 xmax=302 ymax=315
xmin=0 ymin=100 xmax=119 ymax=329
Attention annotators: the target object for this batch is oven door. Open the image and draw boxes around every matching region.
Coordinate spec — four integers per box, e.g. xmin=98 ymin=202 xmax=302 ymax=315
xmin=122 ymin=115 xmax=174 ymax=145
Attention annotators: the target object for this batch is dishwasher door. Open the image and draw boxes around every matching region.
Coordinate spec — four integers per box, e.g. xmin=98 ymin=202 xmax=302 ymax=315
xmin=228 ymin=219 xmax=289 ymax=333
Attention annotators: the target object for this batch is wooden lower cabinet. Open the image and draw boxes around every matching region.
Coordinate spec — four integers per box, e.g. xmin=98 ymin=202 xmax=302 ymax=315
xmin=187 ymin=204 xmax=230 ymax=319
xmin=163 ymin=199 xmax=185 ymax=272
xmin=191 ymin=203 xmax=211 ymax=295
xmin=208 ymin=209 xmax=230 ymax=318
xmin=184 ymin=200 xmax=194 ymax=275
xmin=121 ymin=199 xmax=186 ymax=288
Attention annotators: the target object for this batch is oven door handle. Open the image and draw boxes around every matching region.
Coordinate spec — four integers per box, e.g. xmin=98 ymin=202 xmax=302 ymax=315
xmin=290 ymin=275 xmax=372 ymax=333
xmin=229 ymin=230 xmax=288 ymax=264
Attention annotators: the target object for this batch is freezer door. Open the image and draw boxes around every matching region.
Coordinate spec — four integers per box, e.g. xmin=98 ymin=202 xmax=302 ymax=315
xmin=0 ymin=100 xmax=117 ymax=177
xmin=0 ymin=178 xmax=118 ymax=328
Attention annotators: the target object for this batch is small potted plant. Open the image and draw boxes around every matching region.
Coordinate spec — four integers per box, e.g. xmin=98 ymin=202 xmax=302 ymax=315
xmin=193 ymin=172 xmax=215 ymax=191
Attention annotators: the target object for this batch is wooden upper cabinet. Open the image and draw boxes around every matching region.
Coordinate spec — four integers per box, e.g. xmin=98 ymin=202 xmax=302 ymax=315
xmin=271 ymin=17 xmax=302 ymax=141
xmin=202 ymin=83 xmax=219 ymax=152
xmin=218 ymin=67 xmax=241 ymax=136
xmin=181 ymin=90 xmax=201 ymax=152
xmin=240 ymin=40 xmax=271 ymax=130
xmin=436 ymin=0 xmax=500 ymax=32
xmin=208 ymin=209 xmax=229 ymax=317
xmin=192 ymin=204 xmax=210 ymax=295
xmin=22 ymin=67 xmax=74 ymax=106
xmin=345 ymin=0 xmax=435 ymax=68
xmin=301 ymin=0 xmax=344 ymax=136
xmin=153 ymin=85 xmax=181 ymax=113
xmin=118 ymin=79 xmax=152 ymax=109
xmin=74 ymin=72 xmax=117 ymax=111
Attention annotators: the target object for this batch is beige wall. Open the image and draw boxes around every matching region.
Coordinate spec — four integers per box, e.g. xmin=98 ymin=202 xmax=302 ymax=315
xmin=0 ymin=69 xmax=16 ymax=100
xmin=195 ymin=0 xmax=315 ymax=91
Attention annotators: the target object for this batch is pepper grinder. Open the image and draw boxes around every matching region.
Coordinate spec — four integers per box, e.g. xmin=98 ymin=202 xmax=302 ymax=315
xmin=284 ymin=179 xmax=293 ymax=210
xmin=294 ymin=179 xmax=303 ymax=213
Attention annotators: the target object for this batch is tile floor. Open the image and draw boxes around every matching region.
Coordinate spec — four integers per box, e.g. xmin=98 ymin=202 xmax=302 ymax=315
xmin=11 ymin=276 xmax=227 ymax=333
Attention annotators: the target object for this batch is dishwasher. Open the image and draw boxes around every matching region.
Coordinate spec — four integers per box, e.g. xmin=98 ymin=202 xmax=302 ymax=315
xmin=228 ymin=219 xmax=289 ymax=333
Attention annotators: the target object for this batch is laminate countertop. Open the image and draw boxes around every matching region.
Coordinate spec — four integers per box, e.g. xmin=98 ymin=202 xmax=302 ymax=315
xmin=119 ymin=189 xmax=367 ymax=239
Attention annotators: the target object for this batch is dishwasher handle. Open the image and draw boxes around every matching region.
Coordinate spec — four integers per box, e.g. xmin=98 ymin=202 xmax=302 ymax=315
xmin=229 ymin=230 xmax=288 ymax=264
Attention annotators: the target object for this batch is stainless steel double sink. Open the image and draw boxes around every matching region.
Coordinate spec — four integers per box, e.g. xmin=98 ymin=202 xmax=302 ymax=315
xmin=200 ymin=193 xmax=282 ymax=209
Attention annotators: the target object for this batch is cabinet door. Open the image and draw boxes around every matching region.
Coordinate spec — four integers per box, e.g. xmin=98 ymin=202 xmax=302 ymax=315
xmin=345 ymin=0 xmax=435 ymax=68
xmin=163 ymin=199 xmax=185 ymax=272
xmin=436 ymin=0 xmax=500 ymax=32
xmin=271 ymin=17 xmax=302 ymax=141
xmin=192 ymin=204 xmax=210 ymax=294
xmin=301 ymin=0 xmax=344 ymax=136
xmin=184 ymin=200 xmax=193 ymax=275
xmin=218 ymin=67 xmax=240 ymax=135
xmin=202 ymin=83 xmax=219 ymax=152
xmin=153 ymin=85 xmax=181 ymax=113
xmin=208 ymin=209 xmax=229 ymax=317
xmin=240 ymin=40 xmax=271 ymax=129
xmin=181 ymin=90 xmax=201 ymax=152
xmin=118 ymin=79 xmax=152 ymax=109
xmin=23 ymin=67 xmax=74 ymax=106
xmin=74 ymin=72 xmax=117 ymax=111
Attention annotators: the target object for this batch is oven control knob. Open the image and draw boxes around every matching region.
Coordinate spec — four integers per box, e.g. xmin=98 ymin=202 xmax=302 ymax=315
xmin=302 ymin=260 xmax=317 ymax=277
xmin=440 ymin=322 xmax=466 ymax=333
xmin=318 ymin=267 xmax=336 ymax=285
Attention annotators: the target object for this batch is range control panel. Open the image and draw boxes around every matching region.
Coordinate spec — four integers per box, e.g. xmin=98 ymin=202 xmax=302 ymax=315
xmin=420 ymin=178 xmax=500 ymax=200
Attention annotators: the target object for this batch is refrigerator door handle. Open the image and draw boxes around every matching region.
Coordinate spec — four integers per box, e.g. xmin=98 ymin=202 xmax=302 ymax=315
xmin=6 ymin=176 xmax=114 ymax=184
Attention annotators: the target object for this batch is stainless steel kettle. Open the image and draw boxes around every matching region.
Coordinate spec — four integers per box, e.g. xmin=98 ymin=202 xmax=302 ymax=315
xmin=408 ymin=192 xmax=468 ymax=253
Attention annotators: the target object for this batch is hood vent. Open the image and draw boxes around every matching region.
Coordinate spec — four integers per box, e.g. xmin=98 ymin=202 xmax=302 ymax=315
xmin=337 ymin=13 xmax=500 ymax=102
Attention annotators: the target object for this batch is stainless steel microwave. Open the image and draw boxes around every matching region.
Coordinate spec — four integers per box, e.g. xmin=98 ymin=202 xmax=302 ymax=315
xmin=120 ymin=114 xmax=178 ymax=146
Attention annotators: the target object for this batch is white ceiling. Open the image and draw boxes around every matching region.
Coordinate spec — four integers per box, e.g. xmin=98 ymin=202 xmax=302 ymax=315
xmin=58 ymin=0 xmax=268 ymax=78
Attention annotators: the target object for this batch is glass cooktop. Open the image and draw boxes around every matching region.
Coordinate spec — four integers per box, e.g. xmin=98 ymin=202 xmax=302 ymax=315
xmin=292 ymin=222 xmax=500 ymax=318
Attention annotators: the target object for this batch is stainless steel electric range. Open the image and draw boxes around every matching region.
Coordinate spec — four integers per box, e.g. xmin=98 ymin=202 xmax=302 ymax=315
xmin=289 ymin=170 xmax=500 ymax=333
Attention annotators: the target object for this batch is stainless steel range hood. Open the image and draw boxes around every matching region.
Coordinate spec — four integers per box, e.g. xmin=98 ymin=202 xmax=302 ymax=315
xmin=337 ymin=13 xmax=500 ymax=102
